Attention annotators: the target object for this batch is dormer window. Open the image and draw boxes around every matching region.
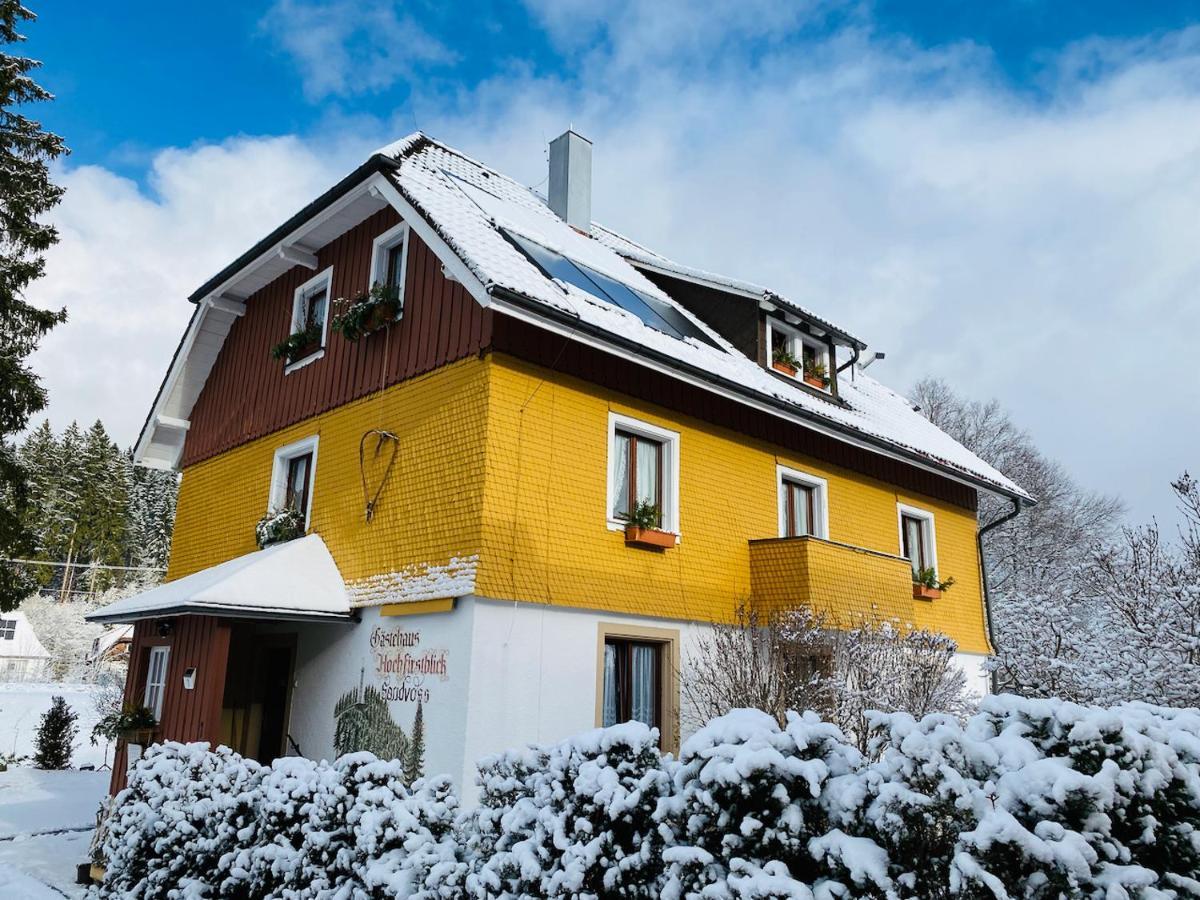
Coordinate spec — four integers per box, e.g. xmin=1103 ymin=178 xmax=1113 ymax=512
xmin=768 ymin=320 xmax=832 ymax=392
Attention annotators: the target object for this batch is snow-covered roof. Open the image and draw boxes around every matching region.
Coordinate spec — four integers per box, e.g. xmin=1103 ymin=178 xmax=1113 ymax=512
xmin=0 ymin=612 xmax=51 ymax=660
xmin=89 ymin=624 xmax=133 ymax=661
xmin=381 ymin=135 xmax=1028 ymax=500
xmin=139 ymin=131 xmax=1029 ymax=502
xmin=589 ymin=222 xmax=865 ymax=349
xmin=85 ymin=535 xmax=353 ymax=624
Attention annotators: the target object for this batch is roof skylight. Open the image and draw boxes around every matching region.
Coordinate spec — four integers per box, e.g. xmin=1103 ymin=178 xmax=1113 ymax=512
xmin=507 ymin=232 xmax=723 ymax=350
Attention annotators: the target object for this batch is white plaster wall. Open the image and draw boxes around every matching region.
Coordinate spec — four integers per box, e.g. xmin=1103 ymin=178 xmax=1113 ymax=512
xmin=954 ymin=650 xmax=992 ymax=700
xmin=458 ymin=597 xmax=713 ymax=801
xmin=284 ymin=604 xmax=475 ymax=786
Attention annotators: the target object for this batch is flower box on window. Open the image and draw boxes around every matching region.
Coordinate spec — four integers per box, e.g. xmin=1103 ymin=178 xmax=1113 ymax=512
xmin=624 ymin=525 xmax=675 ymax=549
xmin=331 ymin=284 xmax=402 ymax=342
xmin=772 ymin=360 xmax=798 ymax=377
xmin=912 ymin=567 xmax=954 ymax=601
xmin=256 ymin=507 xmax=306 ymax=548
xmin=271 ymin=323 xmax=322 ymax=364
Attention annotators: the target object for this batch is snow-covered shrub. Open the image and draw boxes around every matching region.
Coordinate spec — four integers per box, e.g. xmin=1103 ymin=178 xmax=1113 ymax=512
xmin=230 ymin=754 xmax=351 ymax=898
xmin=98 ymin=741 xmax=263 ymax=898
xmin=656 ymin=708 xmax=876 ymax=899
xmin=469 ymin=721 xmax=671 ymax=898
xmin=949 ymin=696 xmax=1200 ymax=898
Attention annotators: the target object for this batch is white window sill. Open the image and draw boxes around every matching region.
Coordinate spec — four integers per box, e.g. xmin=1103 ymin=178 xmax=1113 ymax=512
xmin=284 ymin=347 xmax=325 ymax=375
xmin=607 ymin=519 xmax=681 ymax=543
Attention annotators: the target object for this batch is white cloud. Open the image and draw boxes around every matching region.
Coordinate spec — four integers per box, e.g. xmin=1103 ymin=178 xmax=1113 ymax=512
xmin=27 ymin=11 xmax=1200 ymax=526
xmin=259 ymin=0 xmax=454 ymax=100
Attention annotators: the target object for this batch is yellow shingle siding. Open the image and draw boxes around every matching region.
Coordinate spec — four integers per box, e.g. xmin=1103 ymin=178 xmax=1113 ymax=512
xmin=475 ymin=353 xmax=991 ymax=654
xmin=166 ymin=350 xmax=989 ymax=655
xmin=748 ymin=538 xmax=917 ymax=626
xmin=167 ymin=358 xmax=489 ymax=584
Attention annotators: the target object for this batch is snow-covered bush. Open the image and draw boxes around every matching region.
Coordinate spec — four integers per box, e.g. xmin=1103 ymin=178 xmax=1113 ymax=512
xmin=469 ymin=721 xmax=671 ymax=898
xmin=656 ymin=708 xmax=878 ymax=899
xmin=97 ymin=700 xmax=1200 ymax=899
xmin=98 ymin=741 xmax=263 ymax=897
xmin=949 ymin=697 xmax=1200 ymax=898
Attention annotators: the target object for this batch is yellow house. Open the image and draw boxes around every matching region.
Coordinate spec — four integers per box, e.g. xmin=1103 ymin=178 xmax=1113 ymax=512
xmin=90 ymin=131 xmax=1029 ymax=797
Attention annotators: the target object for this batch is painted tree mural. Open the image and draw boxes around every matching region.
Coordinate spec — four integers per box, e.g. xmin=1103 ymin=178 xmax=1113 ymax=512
xmin=332 ymin=672 xmax=426 ymax=781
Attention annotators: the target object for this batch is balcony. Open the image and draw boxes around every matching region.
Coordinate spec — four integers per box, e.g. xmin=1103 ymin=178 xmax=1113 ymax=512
xmin=748 ymin=536 xmax=915 ymax=626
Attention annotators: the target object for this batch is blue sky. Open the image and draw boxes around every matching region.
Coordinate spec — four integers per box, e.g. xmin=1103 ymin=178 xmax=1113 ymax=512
xmin=24 ymin=1 xmax=1200 ymax=527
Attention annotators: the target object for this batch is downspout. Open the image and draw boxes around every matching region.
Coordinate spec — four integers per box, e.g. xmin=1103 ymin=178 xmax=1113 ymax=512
xmin=977 ymin=497 xmax=1022 ymax=693
xmin=836 ymin=344 xmax=860 ymax=373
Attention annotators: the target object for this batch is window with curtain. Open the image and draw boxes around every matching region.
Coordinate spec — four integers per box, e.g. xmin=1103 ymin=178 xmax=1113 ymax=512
xmin=601 ymin=638 xmax=661 ymax=731
xmin=144 ymin=646 xmax=170 ymax=720
xmin=611 ymin=429 xmax=663 ymax=526
xmin=901 ymin=513 xmax=928 ymax=575
xmin=783 ymin=480 xmax=816 ymax=537
xmin=284 ymin=452 xmax=313 ymax=526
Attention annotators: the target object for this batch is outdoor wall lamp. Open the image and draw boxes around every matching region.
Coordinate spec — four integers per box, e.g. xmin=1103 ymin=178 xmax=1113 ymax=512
xmin=182 ymin=667 xmax=197 ymax=690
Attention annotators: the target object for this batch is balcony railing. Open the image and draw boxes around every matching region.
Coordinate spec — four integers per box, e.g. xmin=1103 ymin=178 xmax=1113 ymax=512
xmin=748 ymin=535 xmax=915 ymax=626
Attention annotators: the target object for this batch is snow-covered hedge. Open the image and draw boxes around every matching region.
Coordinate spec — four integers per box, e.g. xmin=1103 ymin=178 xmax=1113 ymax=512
xmin=97 ymin=696 xmax=1200 ymax=899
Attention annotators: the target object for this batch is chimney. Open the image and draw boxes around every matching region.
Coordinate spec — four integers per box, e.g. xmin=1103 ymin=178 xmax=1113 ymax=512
xmin=548 ymin=129 xmax=592 ymax=231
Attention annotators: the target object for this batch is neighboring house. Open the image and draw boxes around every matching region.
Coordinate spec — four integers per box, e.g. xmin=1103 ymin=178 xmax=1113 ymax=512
xmin=89 ymin=131 xmax=1030 ymax=797
xmin=0 ymin=611 xmax=51 ymax=683
xmin=87 ymin=624 xmax=134 ymax=670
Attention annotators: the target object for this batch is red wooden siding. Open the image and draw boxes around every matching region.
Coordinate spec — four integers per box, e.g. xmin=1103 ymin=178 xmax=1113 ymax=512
xmin=182 ymin=208 xmax=492 ymax=467
xmin=109 ymin=616 xmax=231 ymax=794
xmin=491 ymin=314 xmax=979 ymax=512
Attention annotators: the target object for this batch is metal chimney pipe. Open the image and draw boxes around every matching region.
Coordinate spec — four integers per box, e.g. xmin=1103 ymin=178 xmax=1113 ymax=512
xmin=548 ymin=129 xmax=592 ymax=230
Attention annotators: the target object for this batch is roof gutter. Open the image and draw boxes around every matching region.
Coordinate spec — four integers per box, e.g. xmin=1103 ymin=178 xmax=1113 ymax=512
xmin=977 ymin=496 xmax=1023 ymax=690
xmin=86 ymin=605 xmax=360 ymax=626
xmin=488 ymin=284 xmax=1029 ymax=504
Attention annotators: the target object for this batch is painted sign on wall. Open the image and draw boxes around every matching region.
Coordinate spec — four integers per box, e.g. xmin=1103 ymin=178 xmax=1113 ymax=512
xmin=331 ymin=624 xmax=449 ymax=781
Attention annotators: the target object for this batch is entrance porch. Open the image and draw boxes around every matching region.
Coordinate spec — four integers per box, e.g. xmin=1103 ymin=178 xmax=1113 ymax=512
xmin=86 ymin=535 xmax=354 ymax=793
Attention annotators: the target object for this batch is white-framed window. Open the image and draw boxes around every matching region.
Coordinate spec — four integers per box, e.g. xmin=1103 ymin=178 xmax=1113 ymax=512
xmin=285 ymin=268 xmax=333 ymax=373
xmin=369 ymin=221 xmax=410 ymax=315
xmin=777 ymin=465 xmax=829 ymax=539
xmin=606 ymin=412 xmax=681 ymax=537
xmin=0 ymin=618 xmax=15 ymax=640
xmin=897 ymin=503 xmax=938 ymax=578
xmin=767 ymin=320 xmax=831 ymax=391
xmin=269 ymin=435 xmax=319 ymax=529
xmin=144 ymin=646 xmax=170 ymax=720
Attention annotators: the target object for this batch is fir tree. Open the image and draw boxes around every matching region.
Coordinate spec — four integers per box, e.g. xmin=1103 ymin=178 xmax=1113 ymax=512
xmin=125 ymin=453 xmax=177 ymax=569
xmin=34 ymin=694 xmax=77 ymax=769
xmin=0 ymin=2 xmax=68 ymax=611
xmin=403 ymin=699 xmax=426 ymax=783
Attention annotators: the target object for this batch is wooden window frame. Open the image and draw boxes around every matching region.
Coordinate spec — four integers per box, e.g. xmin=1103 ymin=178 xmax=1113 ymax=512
xmin=602 ymin=637 xmax=663 ymax=730
xmin=285 ymin=267 xmax=333 ymax=374
xmin=594 ymin=622 xmax=680 ymax=753
xmin=897 ymin=503 xmax=939 ymax=577
xmin=613 ymin=429 xmax=664 ymax=527
xmin=776 ymin=465 xmax=829 ymax=539
xmin=269 ymin=435 xmax=320 ymax=528
xmin=606 ymin=412 xmax=680 ymax=537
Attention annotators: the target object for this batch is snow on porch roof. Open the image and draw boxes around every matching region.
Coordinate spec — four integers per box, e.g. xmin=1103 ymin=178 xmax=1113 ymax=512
xmin=85 ymin=535 xmax=353 ymax=625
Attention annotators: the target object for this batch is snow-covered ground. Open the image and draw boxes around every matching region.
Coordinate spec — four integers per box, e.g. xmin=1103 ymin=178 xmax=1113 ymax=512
xmin=0 ymin=682 xmax=114 ymax=769
xmin=0 ymin=767 xmax=109 ymax=897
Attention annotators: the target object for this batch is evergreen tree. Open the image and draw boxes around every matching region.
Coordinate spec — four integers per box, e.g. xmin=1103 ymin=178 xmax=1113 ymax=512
xmin=75 ymin=420 xmax=127 ymax=587
xmin=403 ymin=699 xmax=426 ymax=784
xmin=0 ymin=2 xmax=68 ymax=611
xmin=126 ymin=453 xmax=177 ymax=569
xmin=34 ymin=694 xmax=77 ymax=769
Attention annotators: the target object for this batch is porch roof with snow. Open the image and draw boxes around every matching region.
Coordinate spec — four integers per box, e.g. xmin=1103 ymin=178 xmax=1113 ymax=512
xmin=85 ymin=535 xmax=353 ymax=625
xmin=135 ymin=133 xmax=1031 ymax=504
